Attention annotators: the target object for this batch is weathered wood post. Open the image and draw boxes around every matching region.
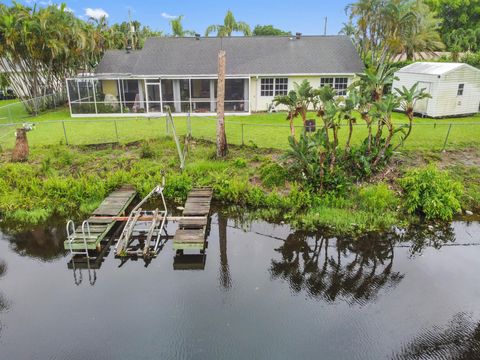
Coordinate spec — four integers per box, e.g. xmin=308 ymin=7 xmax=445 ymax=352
xmin=216 ymin=50 xmax=228 ymax=157
xmin=11 ymin=128 xmax=29 ymax=162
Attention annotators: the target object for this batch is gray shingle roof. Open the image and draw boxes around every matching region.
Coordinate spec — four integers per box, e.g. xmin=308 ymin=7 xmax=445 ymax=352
xmin=95 ymin=35 xmax=364 ymax=76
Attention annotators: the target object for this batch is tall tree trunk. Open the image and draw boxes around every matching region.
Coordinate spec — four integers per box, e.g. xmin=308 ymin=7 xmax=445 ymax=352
xmin=11 ymin=128 xmax=29 ymax=162
xmin=216 ymin=50 xmax=228 ymax=157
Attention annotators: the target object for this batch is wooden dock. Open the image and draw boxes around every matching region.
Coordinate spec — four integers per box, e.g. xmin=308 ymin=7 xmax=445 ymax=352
xmin=173 ymin=187 xmax=212 ymax=251
xmin=64 ymin=186 xmax=137 ymax=251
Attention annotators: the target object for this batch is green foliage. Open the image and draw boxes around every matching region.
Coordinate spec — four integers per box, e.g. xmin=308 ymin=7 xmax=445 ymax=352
xmin=259 ymin=162 xmax=287 ymax=188
xmin=163 ymin=173 xmax=192 ymax=201
xmin=205 ymin=10 xmax=251 ymax=37
xmin=233 ymin=158 xmax=247 ymax=168
xmin=356 ymin=183 xmax=399 ymax=214
xmin=347 ymin=0 xmax=444 ymax=65
xmin=399 ymin=165 xmax=463 ymax=220
xmin=252 ymin=25 xmax=291 ymax=36
xmin=426 ymin=0 xmax=480 ymax=52
xmin=461 ymin=52 xmax=480 ymax=69
xmin=140 ymin=141 xmax=155 ymax=159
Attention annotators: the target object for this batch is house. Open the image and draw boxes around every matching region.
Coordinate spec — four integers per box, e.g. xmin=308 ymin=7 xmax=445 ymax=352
xmin=393 ymin=62 xmax=480 ymax=118
xmin=66 ymin=35 xmax=364 ymax=117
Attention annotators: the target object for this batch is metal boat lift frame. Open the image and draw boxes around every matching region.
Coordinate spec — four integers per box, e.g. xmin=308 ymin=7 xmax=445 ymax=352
xmin=115 ymin=183 xmax=168 ymax=258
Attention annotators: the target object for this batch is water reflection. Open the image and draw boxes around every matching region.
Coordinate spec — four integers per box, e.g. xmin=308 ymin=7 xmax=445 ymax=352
xmin=270 ymin=231 xmax=404 ymax=305
xmin=0 ymin=223 xmax=65 ymax=261
xmin=218 ymin=213 xmax=232 ymax=289
xmin=398 ymin=223 xmax=456 ymax=256
xmin=0 ymin=258 xmax=8 ymax=337
xmin=392 ymin=313 xmax=480 ymax=359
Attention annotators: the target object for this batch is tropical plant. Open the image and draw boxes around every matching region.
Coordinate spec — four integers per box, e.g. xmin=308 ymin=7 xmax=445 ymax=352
xmin=394 ymin=83 xmax=431 ymax=148
xmin=273 ymin=91 xmax=298 ymax=139
xmin=0 ymin=3 xmax=102 ymax=111
xmin=399 ymin=165 xmax=463 ymax=220
xmin=426 ymin=0 xmax=480 ymax=52
xmin=273 ymin=80 xmax=317 ymax=140
xmin=205 ymin=10 xmax=251 ymax=37
xmin=169 ymin=15 xmax=195 ymax=37
xmin=345 ymin=0 xmax=444 ymax=65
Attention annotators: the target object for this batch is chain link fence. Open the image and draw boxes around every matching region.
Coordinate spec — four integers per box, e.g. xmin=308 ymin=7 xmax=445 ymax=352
xmin=0 ymin=92 xmax=67 ymax=123
xmin=0 ymin=115 xmax=479 ymax=152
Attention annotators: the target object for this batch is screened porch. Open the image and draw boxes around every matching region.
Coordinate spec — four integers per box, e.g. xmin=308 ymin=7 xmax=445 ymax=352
xmin=66 ymin=77 xmax=250 ymax=116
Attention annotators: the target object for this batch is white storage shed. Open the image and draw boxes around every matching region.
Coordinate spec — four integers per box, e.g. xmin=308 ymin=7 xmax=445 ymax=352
xmin=393 ymin=62 xmax=480 ymax=117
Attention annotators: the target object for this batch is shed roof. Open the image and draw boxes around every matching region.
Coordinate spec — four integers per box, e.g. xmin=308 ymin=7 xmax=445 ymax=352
xmin=95 ymin=35 xmax=364 ymax=76
xmin=396 ymin=62 xmax=479 ymax=76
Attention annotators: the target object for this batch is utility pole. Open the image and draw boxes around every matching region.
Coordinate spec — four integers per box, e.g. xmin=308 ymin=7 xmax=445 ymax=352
xmin=128 ymin=9 xmax=135 ymax=50
xmin=216 ymin=49 xmax=228 ymax=157
xmin=324 ymin=17 xmax=328 ymax=36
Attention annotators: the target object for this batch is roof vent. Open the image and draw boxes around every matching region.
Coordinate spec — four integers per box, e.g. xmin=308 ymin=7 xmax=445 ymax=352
xmin=195 ymin=33 xmax=201 ymax=40
xmin=296 ymin=32 xmax=302 ymax=40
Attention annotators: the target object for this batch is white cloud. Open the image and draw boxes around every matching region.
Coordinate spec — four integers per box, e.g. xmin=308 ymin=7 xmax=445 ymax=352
xmin=161 ymin=12 xmax=177 ymax=19
xmin=85 ymin=8 xmax=109 ymax=20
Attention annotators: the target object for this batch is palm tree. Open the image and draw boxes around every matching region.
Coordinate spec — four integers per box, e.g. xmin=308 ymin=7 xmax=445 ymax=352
xmin=398 ymin=1 xmax=444 ymax=61
xmin=205 ymin=10 xmax=251 ymax=37
xmin=169 ymin=15 xmax=195 ymax=37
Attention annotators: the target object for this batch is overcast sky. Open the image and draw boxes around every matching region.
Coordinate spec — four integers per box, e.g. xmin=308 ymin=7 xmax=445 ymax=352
xmin=14 ymin=0 xmax=352 ymax=35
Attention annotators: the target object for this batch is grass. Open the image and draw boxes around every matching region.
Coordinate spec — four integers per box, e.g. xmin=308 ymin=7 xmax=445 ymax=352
xmin=0 ymin=139 xmax=401 ymax=234
xmin=0 ymin=104 xmax=479 ymax=151
xmin=0 ymin=136 xmax=478 ymax=233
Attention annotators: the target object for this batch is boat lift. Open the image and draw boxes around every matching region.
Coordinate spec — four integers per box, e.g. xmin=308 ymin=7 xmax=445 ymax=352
xmin=115 ymin=182 xmax=168 ymax=258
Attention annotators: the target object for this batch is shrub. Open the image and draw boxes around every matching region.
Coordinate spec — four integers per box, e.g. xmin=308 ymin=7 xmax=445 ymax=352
xmin=140 ymin=141 xmax=155 ymax=159
xmin=259 ymin=162 xmax=287 ymax=188
xmin=357 ymin=183 xmax=399 ymax=214
xmin=399 ymin=165 xmax=463 ymax=221
xmin=163 ymin=173 xmax=192 ymax=201
xmin=233 ymin=158 xmax=247 ymax=168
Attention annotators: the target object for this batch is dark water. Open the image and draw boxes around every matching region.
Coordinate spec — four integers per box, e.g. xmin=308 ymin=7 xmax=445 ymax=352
xmin=0 ymin=213 xmax=480 ymax=360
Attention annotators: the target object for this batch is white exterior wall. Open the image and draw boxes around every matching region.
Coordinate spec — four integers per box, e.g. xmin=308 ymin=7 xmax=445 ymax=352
xmin=392 ymin=72 xmax=438 ymax=115
xmin=394 ymin=65 xmax=480 ymax=117
xmin=429 ymin=67 xmax=480 ymax=117
xmin=249 ymin=75 xmax=355 ymax=112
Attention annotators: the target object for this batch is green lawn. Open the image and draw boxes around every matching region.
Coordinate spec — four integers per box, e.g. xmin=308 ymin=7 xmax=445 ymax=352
xmin=0 ymin=104 xmax=479 ymax=151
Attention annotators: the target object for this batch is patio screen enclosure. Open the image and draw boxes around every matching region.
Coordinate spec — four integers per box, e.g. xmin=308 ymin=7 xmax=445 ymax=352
xmin=67 ymin=77 xmax=250 ymax=115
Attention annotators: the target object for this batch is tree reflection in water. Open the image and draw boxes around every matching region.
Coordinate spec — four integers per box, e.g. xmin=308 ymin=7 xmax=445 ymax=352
xmin=392 ymin=313 xmax=480 ymax=359
xmin=270 ymin=223 xmax=457 ymax=305
xmin=218 ymin=213 xmax=232 ymax=290
xmin=0 ymin=258 xmax=8 ymax=337
xmin=0 ymin=223 xmax=66 ymax=261
xmin=270 ymin=231 xmax=404 ymax=305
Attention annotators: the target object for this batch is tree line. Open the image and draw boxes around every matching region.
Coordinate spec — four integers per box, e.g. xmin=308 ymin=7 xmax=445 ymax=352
xmin=343 ymin=0 xmax=480 ymax=66
xmin=0 ymin=3 xmax=291 ymax=105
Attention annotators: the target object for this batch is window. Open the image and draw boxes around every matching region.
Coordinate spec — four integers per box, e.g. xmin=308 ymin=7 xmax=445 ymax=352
xmin=457 ymin=83 xmax=464 ymax=96
xmin=275 ymin=78 xmax=288 ymax=96
xmin=320 ymin=77 xmax=334 ymax=87
xmin=260 ymin=77 xmax=288 ymax=96
xmin=320 ymin=77 xmax=349 ymax=96
xmin=261 ymin=78 xmax=274 ymax=96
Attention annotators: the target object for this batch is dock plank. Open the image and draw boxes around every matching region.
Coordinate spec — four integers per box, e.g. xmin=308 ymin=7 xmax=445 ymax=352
xmin=65 ymin=186 xmax=137 ymax=250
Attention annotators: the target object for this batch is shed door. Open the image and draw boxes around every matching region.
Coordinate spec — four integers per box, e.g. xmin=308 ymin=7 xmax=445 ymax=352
xmin=414 ymin=81 xmax=431 ymax=114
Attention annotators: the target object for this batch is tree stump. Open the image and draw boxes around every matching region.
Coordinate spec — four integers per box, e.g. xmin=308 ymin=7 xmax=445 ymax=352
xmin=11 ymin=128 xmax=29 ymax=162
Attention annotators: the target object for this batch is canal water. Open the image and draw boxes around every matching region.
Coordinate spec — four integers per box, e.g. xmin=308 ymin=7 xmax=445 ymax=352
xmin=0 ymin=213 xmax=479 ymax=359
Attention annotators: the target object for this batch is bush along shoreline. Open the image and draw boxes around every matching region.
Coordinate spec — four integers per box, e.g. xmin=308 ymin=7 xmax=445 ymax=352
xmin=0 ymin=138 xmax=477 ymax=235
